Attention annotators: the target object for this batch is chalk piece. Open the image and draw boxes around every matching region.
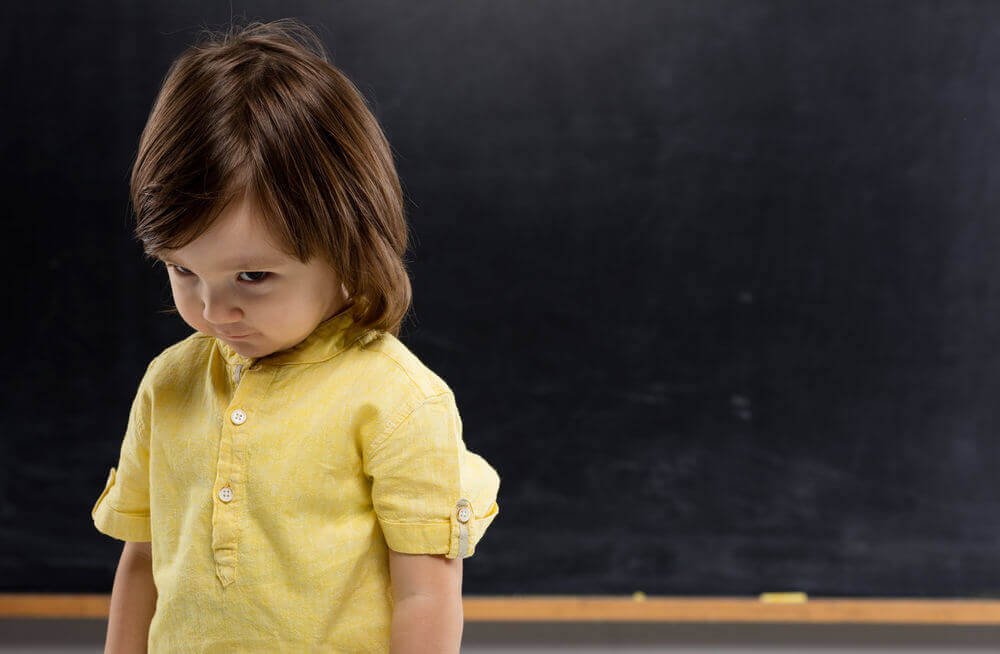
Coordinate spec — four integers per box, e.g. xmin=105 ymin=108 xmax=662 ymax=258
xmin=759 ymin=592 xmax=808 ymax=603
xmin=632 ymin=591 xmax=647 ymax=602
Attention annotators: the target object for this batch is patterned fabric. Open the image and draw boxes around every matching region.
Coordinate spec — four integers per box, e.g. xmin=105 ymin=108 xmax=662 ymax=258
xmin=91 ymin=307 xmax=500 ymax=652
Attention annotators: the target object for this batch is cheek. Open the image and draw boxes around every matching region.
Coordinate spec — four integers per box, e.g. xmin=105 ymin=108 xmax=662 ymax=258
xmin=250 ymin=297 xmax=312 ymax=334
xmin=168 ymin=279 xmax=211 ymax=315
xmin=170 ymin=285 xmax=204 ymax=323
xmin=169 ymin=281 xmax=191 ymax=304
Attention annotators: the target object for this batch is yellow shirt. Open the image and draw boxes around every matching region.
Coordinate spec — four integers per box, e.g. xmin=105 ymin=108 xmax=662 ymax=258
xmin=91 ymin=307 xmax=501 ymax=653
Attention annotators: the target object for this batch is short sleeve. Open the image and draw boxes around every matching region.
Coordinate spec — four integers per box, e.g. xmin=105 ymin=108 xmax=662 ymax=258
xmin=366 ymin=392 xmax=500 ymax=559
xmin=91 ymin=357 xmax=158 ymax=542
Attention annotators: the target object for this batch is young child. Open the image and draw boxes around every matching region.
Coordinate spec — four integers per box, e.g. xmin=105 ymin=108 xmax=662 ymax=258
xmin=90 ymin=18 xmax=500 ymax=653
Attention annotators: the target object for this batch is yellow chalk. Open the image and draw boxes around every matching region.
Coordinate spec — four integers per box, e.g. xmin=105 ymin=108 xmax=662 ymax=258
xmin=632 ymin=591 xmax=647 ymax=602
xmin=759 ymin=592 xmax=808 ymax=603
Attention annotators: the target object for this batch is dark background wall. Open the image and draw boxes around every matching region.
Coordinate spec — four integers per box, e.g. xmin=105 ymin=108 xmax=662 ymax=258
xmin=4 ymin=0 xmax=1000 ymax=599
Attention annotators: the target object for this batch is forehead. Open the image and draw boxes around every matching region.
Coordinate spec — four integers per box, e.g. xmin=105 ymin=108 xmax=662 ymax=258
xmin=159 ymin=194 xmax=295 ymax=270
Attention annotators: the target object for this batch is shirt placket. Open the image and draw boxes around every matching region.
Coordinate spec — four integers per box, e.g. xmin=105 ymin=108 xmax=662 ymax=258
xmin=212 ymin=359 xmax=269 ymax=587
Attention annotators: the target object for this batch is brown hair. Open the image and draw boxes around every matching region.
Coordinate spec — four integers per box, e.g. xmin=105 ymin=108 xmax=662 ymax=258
xmin=131 ymin=18 xmax=411 ymax=338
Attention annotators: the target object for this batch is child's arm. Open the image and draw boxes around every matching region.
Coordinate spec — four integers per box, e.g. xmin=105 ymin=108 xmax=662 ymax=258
xmin=388 ymin=551 xmax=463 ymax=654
xmin=103 ymin=541 xmax=157 ymax=654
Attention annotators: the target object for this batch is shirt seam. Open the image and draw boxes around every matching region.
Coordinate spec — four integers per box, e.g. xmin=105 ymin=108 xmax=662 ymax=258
xmin=378 ymin=517 xmax=450 ymax=525
xmin=134 ymin=354 xmax=161 ymax=440
xmin=370 ymin=350 xmax=426 ymax=393
xmin=379 ymin=515 xmax=491 ymax=525
xmin=367 ymin=390 xmax=455 ymax=461
xmin=104 ymin=498 xmax=151 ymax=517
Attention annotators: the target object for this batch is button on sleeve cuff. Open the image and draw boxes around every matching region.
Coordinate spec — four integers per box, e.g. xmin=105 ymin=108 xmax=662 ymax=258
xmin=449 ymin=498 xmax=499 ymax=559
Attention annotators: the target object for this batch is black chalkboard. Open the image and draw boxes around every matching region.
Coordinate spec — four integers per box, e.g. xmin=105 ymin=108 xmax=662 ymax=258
xmin=5 ymin=0 xmax=1000 ymax=599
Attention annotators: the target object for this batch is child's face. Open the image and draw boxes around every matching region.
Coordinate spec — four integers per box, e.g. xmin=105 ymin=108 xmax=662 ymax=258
xmin=155 ymin=191 xmax=350 ymax=358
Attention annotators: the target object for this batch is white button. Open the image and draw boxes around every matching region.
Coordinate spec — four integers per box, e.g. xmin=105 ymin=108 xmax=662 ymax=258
xmin=218 ymin=486 xmax=234 ymax=502
xmin=230 ymin=409 xmax=247 ymax=425
xmin=456 ymin=499 xmax=472 ymax=523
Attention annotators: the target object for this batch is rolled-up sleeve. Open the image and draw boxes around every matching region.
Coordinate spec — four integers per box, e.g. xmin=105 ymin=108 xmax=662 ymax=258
xmin=366 ymin=391 xmax=500 ymax=559
xmin=91 ymin=358 xmax=158 ymax=542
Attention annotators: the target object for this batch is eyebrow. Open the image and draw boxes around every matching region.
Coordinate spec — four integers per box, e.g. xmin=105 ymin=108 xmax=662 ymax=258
xmin=156 ymin=254 xmax=289 ymax=270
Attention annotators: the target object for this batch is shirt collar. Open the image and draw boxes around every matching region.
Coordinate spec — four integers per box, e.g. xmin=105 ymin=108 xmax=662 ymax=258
xmin=213 ymin=301 xmax=380 ymax=368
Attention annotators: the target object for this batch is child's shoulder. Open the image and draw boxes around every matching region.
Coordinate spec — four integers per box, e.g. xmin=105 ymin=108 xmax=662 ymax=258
xmin=150 ymin=331 xmax=215 ymax=372
xmin=352 ymin=330 xmax=454 ymax=400
xmin=120 ymin=333 xmax=207 ymax=397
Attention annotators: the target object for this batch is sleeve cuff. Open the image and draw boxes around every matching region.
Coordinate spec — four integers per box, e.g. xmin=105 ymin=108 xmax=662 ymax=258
xmin=91 ymin=467 xmax=152 ymax=542
xmin=380 ymin=498 xmax=500 ymax=559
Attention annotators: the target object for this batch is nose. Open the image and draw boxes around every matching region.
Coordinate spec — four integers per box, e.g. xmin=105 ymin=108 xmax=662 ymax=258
xmin=200 ymin=287 xmax=244 ymax=325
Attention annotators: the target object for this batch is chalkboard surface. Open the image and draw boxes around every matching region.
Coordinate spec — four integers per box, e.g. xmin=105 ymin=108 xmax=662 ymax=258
xmin=5 ymin=1 xmax=1000 ymax=599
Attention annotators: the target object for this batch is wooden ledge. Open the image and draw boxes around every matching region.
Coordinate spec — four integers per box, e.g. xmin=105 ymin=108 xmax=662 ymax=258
xmin=3 ymin=595 xmax=1000 ymax=624
xmin=462 ymin=596 xmax=1000 ymax=624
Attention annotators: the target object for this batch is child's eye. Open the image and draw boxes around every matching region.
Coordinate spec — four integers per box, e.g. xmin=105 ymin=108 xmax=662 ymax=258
xmin=168 ymin=265 xmax=270 ymax=284
xmin=237 ymin=271 xmax=270 ymax=283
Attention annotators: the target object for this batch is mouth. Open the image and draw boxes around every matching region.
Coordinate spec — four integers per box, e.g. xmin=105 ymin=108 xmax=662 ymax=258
xmin=221 ymin=332 xmax=254 ymax=339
